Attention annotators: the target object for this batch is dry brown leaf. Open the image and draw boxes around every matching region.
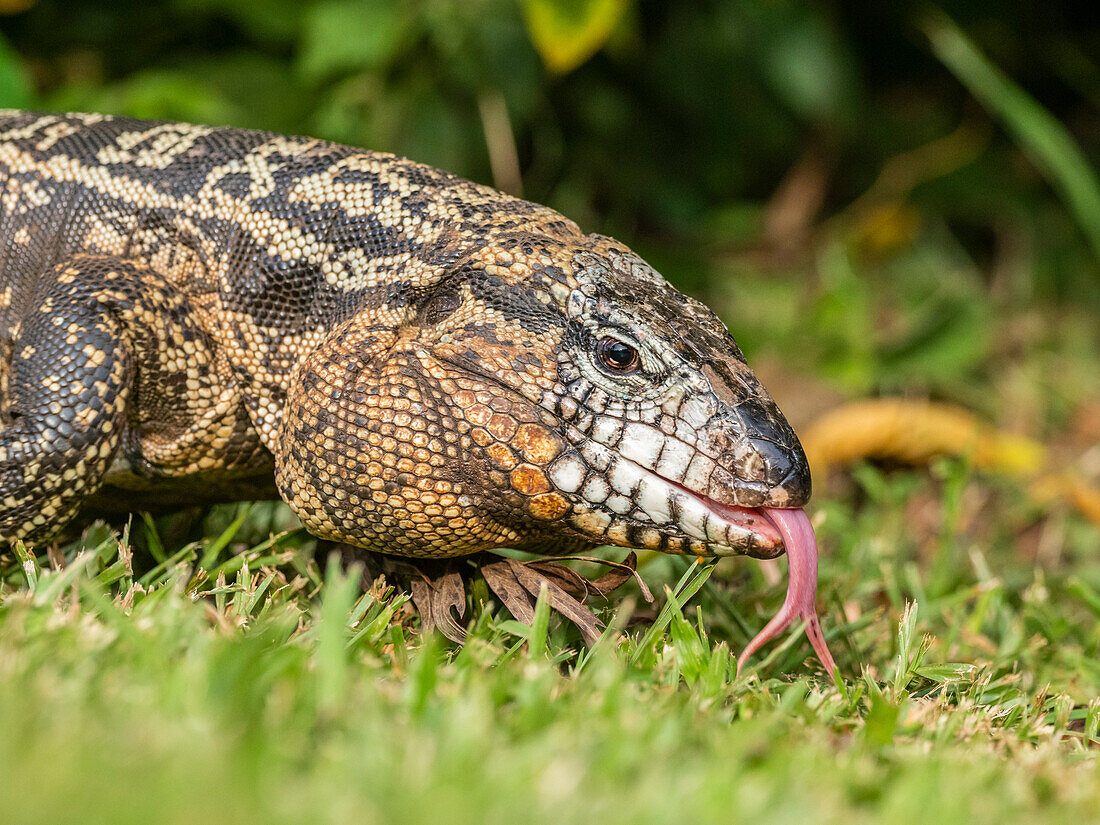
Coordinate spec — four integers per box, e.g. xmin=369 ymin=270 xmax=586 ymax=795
xmin=586 ymin=552 xmax=654 ymax=601
xmin=523 ymin=560 xmax=591 ymax=599
xmin=531 ymin=552 xmax=654 ymax=602
xmin=507 ymin=559 xmax=603 ymax=646
xmin=429 ymin=570 xmax=467 ymax=643
xmin=408 ymin=578 xmax=434 ymax=635
xmin=338 ymin=544 xmax=648 ymax=646
xmin=481 ymin=560 xmax=537 ymax=626
xmin=802 ymin=398 xmax=1100 ymax=528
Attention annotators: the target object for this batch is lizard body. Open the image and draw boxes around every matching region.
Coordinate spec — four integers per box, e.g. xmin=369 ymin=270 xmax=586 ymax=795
xmin=0 ymin=110 xmax=811 ymax=567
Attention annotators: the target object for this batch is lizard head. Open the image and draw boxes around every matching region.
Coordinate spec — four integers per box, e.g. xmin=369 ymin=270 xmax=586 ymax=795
xmin=276 ymin=227 xmax=810 ymax=560
xmin=510 ymin=235 xmax=812 ymax=560
xmin=274 ymin=218 xmax=831 ymax=669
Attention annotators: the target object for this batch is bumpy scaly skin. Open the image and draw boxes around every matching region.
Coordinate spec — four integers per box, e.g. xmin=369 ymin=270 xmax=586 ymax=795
xmin=0 ymin=110 xmax=811 ymax=559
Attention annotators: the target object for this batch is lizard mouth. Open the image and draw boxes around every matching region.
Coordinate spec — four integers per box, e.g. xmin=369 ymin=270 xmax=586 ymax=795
xmin=658 ymin=475 xmax=784 ymax=557
xmin=572 ymin=443 xmax=794 ymax=559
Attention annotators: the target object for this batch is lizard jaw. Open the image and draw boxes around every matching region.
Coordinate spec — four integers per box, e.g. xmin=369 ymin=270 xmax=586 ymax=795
xmin=559 ymin=451 xmax=837 ymax=673
xmin=656 ymin=474 xmax=785 ymax=557
xmin=557 ymin=441 xmax=789 ymax=558
xmin=638 ymin=471 xmax=838 ymax=674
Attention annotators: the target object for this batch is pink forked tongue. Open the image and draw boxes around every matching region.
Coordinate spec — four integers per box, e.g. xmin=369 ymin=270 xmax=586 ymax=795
xmin=736 ymin=507 xmax=837 ymax=676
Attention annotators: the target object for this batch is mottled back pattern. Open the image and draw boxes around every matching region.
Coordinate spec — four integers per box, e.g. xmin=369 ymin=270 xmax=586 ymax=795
xmin=0 ymin=111 xmax=810 ymax=559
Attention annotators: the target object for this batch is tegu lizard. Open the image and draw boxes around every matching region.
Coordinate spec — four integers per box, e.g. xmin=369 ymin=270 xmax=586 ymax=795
xmin=0 ymin=110 xmax=835 ymax=671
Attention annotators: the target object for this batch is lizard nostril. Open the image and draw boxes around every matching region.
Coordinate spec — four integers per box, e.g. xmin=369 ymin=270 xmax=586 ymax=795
xmin=747 ymin=437 xmax=811 ymax=505
xmin=742 ymin=450 xmax=766 ymax=481
xmin=767 ymin=449 xmax=812 ymax=506
xmin=747 ymin=437 xmax=791 ymax=486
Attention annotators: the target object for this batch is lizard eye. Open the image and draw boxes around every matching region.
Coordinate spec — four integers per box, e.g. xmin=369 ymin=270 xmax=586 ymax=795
xmin=596 ymin=336 xmax=641 ymax=374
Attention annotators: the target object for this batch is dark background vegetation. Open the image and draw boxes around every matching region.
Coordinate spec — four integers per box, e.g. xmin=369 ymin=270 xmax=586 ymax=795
xmin=0 ymin=4 xmax=1098 ymax=822
xmin=2 ymin=1 xmax=1099 ymax=395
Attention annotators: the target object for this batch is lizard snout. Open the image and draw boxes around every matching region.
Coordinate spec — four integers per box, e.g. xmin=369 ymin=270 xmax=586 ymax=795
xmin=702 ymin=396 xmax=812 ymax=511
xmin=745 ymin=435 xmax=811 ymax=508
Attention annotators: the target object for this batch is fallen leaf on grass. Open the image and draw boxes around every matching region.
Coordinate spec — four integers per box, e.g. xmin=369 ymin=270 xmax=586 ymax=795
xmin=802 ymin=398 xmax=1100 ymax=528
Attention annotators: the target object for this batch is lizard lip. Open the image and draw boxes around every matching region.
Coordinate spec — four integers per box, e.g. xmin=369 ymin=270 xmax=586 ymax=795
xmin=653 ymin=474 xmax=785 ymax=557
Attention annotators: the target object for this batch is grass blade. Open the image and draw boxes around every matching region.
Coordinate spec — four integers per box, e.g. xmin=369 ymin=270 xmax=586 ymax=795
xmin=199 ymin=504 xmax=252 ymax=570
xmin=630 ymin=561 xmax=714 ymax=665
xmin=924 ymin=12 xmax=1100 ymax=263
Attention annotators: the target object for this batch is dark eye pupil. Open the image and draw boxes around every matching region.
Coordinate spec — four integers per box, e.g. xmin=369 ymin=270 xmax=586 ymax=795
xmin=597 ymin=337 xmax=640 ymax=373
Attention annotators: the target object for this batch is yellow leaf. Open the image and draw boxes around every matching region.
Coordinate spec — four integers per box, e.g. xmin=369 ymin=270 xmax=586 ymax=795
xmin=0 ymin=0 xmax=35 ymax=13
xmin=523 ymin=0 xmax=630 ymax=75
xmin=801 ymin=399 xmax=1044 ymax=478
xmin=801 ymin=398 xmax=1100 ymax=528
xmin=853 ymin=202 xmax=922 ymax=257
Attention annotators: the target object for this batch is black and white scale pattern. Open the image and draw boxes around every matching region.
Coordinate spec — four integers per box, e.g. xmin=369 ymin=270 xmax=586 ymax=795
xmin=0 ymin=110 xmax=810 ymax=559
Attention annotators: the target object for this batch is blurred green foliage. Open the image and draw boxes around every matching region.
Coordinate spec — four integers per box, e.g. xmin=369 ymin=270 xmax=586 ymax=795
xmin=0 ymin=0 xmax=1096 ymax=408
xmin=0 ymin=10 xmax=1097 ymax=817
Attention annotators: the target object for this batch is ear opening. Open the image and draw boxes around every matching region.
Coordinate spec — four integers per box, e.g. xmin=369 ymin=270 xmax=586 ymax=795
xmin=417 ymin=283 xmax=465 ymax=325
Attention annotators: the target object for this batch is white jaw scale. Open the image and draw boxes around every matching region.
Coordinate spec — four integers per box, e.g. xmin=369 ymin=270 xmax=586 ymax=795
xmin=549 ymin=435 xmax=783 ymax=556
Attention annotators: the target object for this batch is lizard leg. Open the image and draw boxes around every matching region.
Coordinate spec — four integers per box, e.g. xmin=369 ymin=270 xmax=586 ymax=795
xmin=1 ymin=253 xmax=272 ymax=544
xmin=0 ymin=267 xmax=132 ymax=546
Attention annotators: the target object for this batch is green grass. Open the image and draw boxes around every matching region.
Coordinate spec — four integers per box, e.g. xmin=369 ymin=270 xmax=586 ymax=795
xmin=2 ymin=457 xmax=1098 ymax=825
xmin=1 ymin=5 xmax=1098 ymax=822
xmin=925 ymin=13 xmax=1100 ymax=264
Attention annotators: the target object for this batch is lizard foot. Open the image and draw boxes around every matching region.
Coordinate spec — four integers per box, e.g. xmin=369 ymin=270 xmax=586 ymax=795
xmin=332 ymin=546 xmax=652 ymax=646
